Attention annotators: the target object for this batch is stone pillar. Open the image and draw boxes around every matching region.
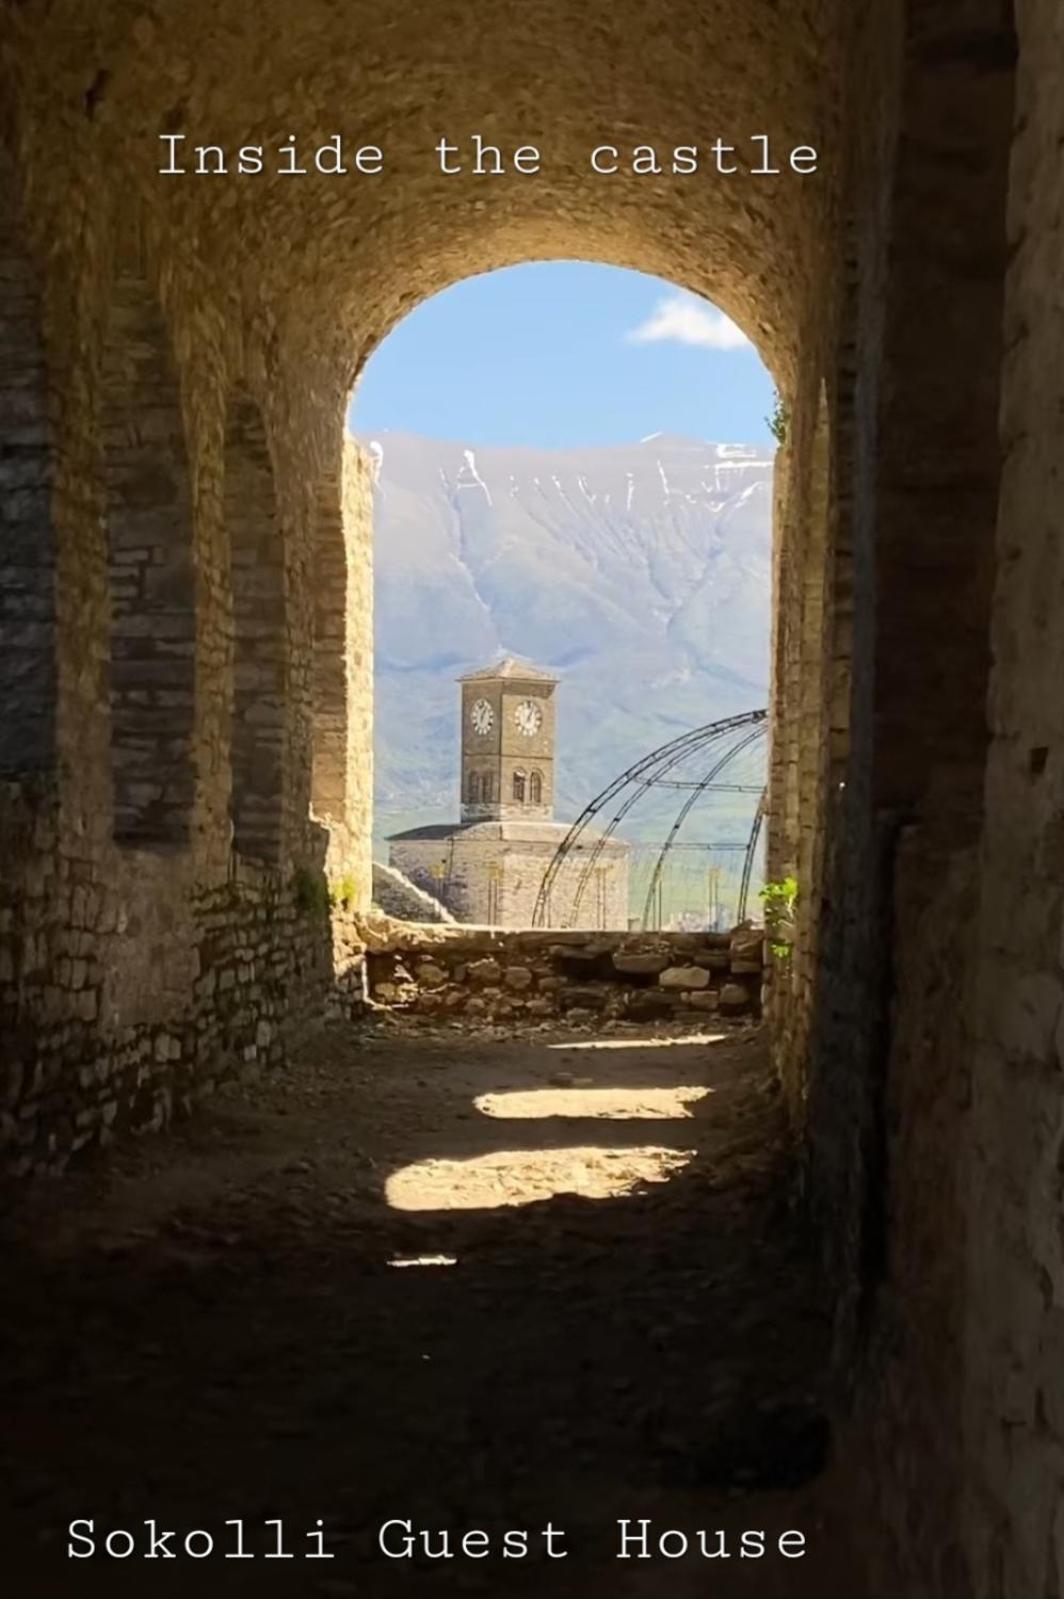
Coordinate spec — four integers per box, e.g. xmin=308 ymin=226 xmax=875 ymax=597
xmin=224 ymin=391 xmax=286 ymax=863
xmin=102 ymin=272 xmax=196 ymax=848
xmin=312 ymin=433 xmax=373 ymax=907
xmin=0 ymin=153 xmax=56 ymax=783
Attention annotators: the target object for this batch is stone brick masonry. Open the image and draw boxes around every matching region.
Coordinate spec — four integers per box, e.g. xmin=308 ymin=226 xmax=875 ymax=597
xmin=342 ymin=917 xmax=765 ymax=1028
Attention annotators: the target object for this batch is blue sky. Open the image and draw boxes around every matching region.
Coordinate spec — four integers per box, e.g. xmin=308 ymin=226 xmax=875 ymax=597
xmin=349 ymin=261 xmax=776 ymax=448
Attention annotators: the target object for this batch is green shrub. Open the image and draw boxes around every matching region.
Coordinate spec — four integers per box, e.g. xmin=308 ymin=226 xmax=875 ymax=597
xmin=759 ymin=874 xmax=798 ymax=958
xmin=293 ymin=866 xmax=330 ymax=920
xmin=766 ymin=391 xmax=789 ymax=447
xmin=329 ymin=873 xmax=358 ymax=910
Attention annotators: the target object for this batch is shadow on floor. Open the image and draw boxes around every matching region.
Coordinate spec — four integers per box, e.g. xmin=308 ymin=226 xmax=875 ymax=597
xmin=0 ymin=1022 xmax=862 ymax=1597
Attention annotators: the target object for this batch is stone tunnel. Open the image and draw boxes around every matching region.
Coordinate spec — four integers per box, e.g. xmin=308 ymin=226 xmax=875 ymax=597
xmin=0 ymin=2 xmax=1061 ymax=1595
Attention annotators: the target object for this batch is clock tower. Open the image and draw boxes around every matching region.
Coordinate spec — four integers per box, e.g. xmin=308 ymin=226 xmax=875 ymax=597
xmin=389 ymin=654 xmax=629 ymax=928
xmin=458 ymin=657 xmax=558 ymax=822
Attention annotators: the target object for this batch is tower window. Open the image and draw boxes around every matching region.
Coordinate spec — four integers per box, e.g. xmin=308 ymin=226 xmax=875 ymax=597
xmin=467 ymin=771 xmax=480 ymax=804
xmin=482 ymin=770 xmax=495 ymax=803
xmin=513 ymin=769 xmax=527 ymax=802
xmin=529 ymin=771 xmax=543 ymax=804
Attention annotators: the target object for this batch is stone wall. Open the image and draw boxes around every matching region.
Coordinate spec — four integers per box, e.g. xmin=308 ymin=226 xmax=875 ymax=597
xmin=312 ymin=434 xmax=374 ymax=895
xmin=343 ymin=916 xmax=765 ymax=1028
xmin=0 ymin=777 xmax=336 ymax=1176
xmin=0 ymin=151 xmax=55 ymax=779
xmin=806 ymin=6 xmax=1028 ymax=1598
xmin=958 ymin=4 xmax=1064 ymax=1595
xmin=0 ymin=126 xmax=367 ymax=1176
xmin=371 ymin=861 xmax=454 ymax=924
xmin=103 ymin=269 xmax=198 ymax=848
xmin=226 ymin=390 xmax=286 ymax=862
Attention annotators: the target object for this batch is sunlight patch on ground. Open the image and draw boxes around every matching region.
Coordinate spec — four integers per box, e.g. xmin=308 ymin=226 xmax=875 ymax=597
xmin=474 ymin=1086 xmax=711 ymax=1120
xmin=387 ymin=1254 xmax=458 ymax=1269
xmin=385 ymin=1146 xmax=695 ymax=1211
xmin=546 ymin=1033 xmax=726 ymax=1051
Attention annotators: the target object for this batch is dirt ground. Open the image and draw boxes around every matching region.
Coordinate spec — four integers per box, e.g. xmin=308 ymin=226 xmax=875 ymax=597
xmin=0 ymin=1018 xmax=865 ymax=1597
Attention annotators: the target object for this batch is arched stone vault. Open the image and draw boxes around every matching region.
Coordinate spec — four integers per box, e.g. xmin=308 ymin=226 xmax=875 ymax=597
xmin=4 ymin=2 xmax=1064 ymax=1595
xmin=2 ymin=0 xmax=841 ymax=388
xmin=0 ymin=0 xmax=845 ymax=1007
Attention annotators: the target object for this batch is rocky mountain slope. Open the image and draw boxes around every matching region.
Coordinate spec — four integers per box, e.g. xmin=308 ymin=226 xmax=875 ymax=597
xmin=365 ymin=431 xmax=773 ymax=842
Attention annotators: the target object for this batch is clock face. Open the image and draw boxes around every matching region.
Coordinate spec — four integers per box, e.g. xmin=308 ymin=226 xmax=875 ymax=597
xmin=514 ymin=699 xmax=543 ymax=737
xmin=470 ymin=698 xmax=494 ymax=736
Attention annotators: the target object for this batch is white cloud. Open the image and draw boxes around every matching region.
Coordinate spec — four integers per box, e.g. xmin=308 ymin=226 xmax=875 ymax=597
xmin=626 ymin=293 xmax=750 ymax=351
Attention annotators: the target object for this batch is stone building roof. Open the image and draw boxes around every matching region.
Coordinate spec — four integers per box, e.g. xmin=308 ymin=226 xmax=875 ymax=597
xmin=457 ymin=656 xmax=558 ymax=684
xmin=387 ymin=819 xmax=629 ymax=850
xmin=387 ymin=823 xmax=460 ymax=841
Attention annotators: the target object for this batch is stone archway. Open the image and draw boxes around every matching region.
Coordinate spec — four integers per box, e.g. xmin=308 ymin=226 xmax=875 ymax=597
xmin=0 ymin=0 xmax=842 ymax=1174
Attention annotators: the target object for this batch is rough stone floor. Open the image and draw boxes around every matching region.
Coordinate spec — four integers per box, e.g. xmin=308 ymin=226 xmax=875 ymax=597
xmin=0 ymin=1020 xmax=862 ymax=1596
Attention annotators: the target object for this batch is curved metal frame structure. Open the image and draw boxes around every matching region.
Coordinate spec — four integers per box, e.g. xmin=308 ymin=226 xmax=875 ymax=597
xmin=531 ymin=708 xmax=768 ymax=930
xmin=737 ymin=789 xmax=767 ymax=925
xmin=639 ymin=725 xmax=767 ymax=929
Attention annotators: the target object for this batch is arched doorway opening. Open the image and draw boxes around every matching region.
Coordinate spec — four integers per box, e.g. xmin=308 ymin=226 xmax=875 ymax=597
xmin=334 ymin=260 xmax=798 ymax=936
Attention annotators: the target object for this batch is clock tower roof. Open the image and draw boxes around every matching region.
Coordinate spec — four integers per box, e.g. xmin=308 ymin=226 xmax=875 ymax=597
xmin=458 ymin=655 xmax=558 ymax=684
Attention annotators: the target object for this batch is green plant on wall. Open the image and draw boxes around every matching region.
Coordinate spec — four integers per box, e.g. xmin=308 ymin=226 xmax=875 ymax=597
xmin=760 ymin=874 xmax=798 ymax=958
xmin=293 ymin=868 xmax=359 ymax=918
xmin=329 ymin=874 xmax=358 ymax=911
xmin=292 ymin=866 xmax=330 ymax=920
xmin=766 ymin=390 xmax=789 ymax=447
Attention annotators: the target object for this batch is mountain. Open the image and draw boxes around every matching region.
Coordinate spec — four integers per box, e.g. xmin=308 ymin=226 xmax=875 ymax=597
xmin=364 ymin=431 xmax=773 ymax=844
